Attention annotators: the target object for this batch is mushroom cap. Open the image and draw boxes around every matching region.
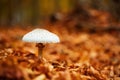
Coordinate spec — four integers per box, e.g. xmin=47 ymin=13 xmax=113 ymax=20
xmin=22 ymin=28 xmax=60 ymax=43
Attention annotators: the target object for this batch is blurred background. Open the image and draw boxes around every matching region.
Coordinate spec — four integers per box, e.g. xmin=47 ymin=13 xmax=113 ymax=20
xmin=0 ymin=0 xmax=120 ymax=27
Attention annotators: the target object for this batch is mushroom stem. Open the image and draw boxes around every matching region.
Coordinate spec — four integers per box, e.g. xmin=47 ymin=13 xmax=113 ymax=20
xmin=36 ymin=43 xmax=45 ymax=56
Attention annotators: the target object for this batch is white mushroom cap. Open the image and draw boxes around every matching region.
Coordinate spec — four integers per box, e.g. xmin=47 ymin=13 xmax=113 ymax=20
xmin=22 ymin=28 xmax=60 ymax=43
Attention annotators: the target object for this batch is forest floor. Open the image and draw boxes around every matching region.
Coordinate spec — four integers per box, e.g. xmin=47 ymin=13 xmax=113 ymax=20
xmin=0 ymin=24 xmax=120 ymax=80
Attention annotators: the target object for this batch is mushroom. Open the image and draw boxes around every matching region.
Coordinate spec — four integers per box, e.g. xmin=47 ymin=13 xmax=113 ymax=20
xmin=22 ymin=28 xmax=60 ymax=57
